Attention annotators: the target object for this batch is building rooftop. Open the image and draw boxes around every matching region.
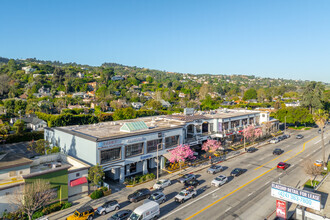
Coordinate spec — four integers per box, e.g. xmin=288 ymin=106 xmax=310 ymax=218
xmin=203 ymin=109 xmax=260 ymax=119
xmin=0 ymin=153 xmax=33 ymax=171
xmin=54 ymin=116 xmax=186 ymax=141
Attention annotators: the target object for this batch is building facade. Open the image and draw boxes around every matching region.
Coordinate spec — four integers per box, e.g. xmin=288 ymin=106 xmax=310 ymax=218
xmin=45 ymin=109 xmax=278 ymax=183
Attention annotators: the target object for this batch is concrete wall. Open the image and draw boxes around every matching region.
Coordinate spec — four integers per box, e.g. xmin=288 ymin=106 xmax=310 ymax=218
xmin=45 ymin=129 xmax=97 ymax=165
xmin=68 ymin=169 xmax=88 ymax=198
xmin=0 ymin=165 xmax=30 ymax=180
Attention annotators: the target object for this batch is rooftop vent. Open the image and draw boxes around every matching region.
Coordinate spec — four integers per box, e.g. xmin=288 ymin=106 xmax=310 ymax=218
xmin=120 ymin=121 xmax=148 ymax=132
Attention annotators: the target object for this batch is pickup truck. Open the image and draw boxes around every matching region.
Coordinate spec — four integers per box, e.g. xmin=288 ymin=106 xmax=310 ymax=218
xmin=174 ymin=187 xmax=197 ymax=203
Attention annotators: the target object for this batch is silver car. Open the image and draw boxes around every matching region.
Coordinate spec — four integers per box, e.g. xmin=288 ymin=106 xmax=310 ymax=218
xmin=144 ymin=191 xmax=166 ymax=204
xmin=97 ymin=200 xmax=120 ymax=215
xmin=178 ymin=174 xmax=196 ymax=183
xmin=153 ymin=179 xmax=171 ymax=190
xmin=207 ymin=165 xmax=223 ymax=174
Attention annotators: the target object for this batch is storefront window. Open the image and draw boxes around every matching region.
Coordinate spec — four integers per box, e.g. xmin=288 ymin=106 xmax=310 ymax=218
xmin=165 ymin=135 xmax=180 ymax=149
xmin=101 ymin=147 xmax=121 ymax=164
xmin=125 ymin=143 xmax=144 ymax=158
xmin=147 ymin=139 xmax=162 ymax=153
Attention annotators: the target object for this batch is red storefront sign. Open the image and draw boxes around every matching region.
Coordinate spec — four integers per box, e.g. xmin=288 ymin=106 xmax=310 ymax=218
xmin=70 ymin=177 xmax=87 ymax=187
xmin=276 ymin=200 xmax=287 ymax=219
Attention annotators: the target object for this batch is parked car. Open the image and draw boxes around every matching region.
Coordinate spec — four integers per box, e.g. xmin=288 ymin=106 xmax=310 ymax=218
xmin=129 ymin=201 xmax=159 ymax=220
xmin=296 ymin=134 xmax=304 ymax=139
xmin=230 ymin=168 xmax=245 ymax=177
xmin=273 ymin=148 xmax=284 ymax=155
xmin=174 ymin=187 xmax=197 ymax=203
xmin=144 ymin=191 xmax=166 ymax=204
xmin=153 ymin=179 xmax=171 ymax=190
xmin=67 ymin=206 xmax=94 ymax=220
xmin=97 ymin=200 xmax=120 ymax=215
xmin=277 ymin=136 xmax=284 ymax=141
xmin=178 ymin=174 xmax=196 ymax=183
xmin=277 ymin=162 xmax=289 ymax=170
xmin=318 ymin=129 xmax=322 ymax=134
xmin=127 ymin=188 xmax=151 ymax=203
xmin=211 ymin=175 xmax=228 ymax=187
xmin=184 ymin=179 xmax=200 ymax=188
xmin=269 ymin=138 xmax=279 ymax=144
xmin=247 ymin=147 xmax=257 ymax=153
xmin=314 ymin=160 xmax=323 ymax=167
xmin=207 ymin=165 xmax=224 ymax=174
xmin=108 ymin=210 xmax=132 ymax=220
xmin=283 ymin=134 xmax=290 ymax=139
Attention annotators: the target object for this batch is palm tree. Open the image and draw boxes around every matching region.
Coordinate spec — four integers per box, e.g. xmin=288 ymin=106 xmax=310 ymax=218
xmin=313 ymin=109 xmax=329 ymax=169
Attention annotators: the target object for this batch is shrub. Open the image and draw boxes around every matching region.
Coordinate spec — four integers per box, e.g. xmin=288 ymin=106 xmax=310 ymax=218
xmin=61 ymin=202 xmax=72 ymax=210
xmin=5 ymin=131 xmax=44 ymax=143
xmin=32 ymin=211 xmax=44 ymax=220
xmin=99 ymin=186 xmax=108 ymax=192
xmin=49 ymin=203 xmax=62 ymax=212
xmin=90 ymin=189 xmax=104 ymax=200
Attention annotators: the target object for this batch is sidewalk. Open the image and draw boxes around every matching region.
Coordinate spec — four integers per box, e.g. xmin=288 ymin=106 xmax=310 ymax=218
xmin=47 ymin=139 xmax=272 ymax=219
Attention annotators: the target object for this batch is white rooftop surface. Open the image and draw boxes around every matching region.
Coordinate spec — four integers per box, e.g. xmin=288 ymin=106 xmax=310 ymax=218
xmin=59 ymin=116 xmax=186 ymax=139
xmin=203 ymin=109 xmax=260 ymax=119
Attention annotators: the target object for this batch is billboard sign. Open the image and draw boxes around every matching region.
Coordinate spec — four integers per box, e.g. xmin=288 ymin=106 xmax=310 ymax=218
xmin=271 ymin=183 xmax=321 ymax=211
xmin=276 ymin=200 xmax=287 ymax=219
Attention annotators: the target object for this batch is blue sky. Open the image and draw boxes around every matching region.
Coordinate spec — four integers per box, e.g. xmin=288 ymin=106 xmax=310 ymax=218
xmin=1 ymin=0 xmax=329 ymax=82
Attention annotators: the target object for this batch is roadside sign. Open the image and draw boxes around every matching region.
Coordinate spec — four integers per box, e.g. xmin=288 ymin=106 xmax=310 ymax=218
xmin=276 ymin=200 xmax=287 ymax=219
xmin=271 ymin=182 xmax=321 ymax=211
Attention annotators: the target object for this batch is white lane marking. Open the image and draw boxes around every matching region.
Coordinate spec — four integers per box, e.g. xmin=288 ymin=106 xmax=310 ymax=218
xmin=265 ymin=181 xmax=270 ymax=185
xmin=225 ymin=207 xmax=231 ymax=212
xmin=315 ymin=140 xmax=321 ymax=144
xmin=159 ymin=187 xmax=220 ymax=219
xmin=300 ymin=159 xmax=303 ymax=162
xmin=248 ymin=192 xmax=253 ymax=197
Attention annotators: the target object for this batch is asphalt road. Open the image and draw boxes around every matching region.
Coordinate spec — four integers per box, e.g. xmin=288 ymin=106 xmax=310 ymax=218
xmin=66 ymin=127 xmax=329 ymax=220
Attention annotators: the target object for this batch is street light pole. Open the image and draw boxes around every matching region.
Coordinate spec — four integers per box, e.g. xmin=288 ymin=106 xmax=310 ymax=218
xmin=243 ymin=124 xmax=246 ymax=151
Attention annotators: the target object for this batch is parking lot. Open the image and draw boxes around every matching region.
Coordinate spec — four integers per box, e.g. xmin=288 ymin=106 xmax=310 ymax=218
xmin=0 ymin=141 xmax=36 ymax=158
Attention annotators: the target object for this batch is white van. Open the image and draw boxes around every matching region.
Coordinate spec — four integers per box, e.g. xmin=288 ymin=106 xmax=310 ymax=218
xmin=128 ymin=201 xmax=160 ymax=220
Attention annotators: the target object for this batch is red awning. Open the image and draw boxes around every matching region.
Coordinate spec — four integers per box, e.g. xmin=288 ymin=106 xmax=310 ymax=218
xmin=70 ymin=177 xmax=87 ymax=187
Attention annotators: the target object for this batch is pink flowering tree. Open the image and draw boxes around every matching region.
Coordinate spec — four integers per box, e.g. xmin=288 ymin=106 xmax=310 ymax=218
xmin=202 ymin=139 xmax=223 ymax=152
xmin=168 ymin=144 xmax=196 ymax=163
xmin=243 ymin=125 xmax=263 ymax=143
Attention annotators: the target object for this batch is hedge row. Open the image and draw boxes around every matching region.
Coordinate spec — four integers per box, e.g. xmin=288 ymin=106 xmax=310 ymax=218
xmin=36 ymin=112 xmax=98 ymax=127
xmin=4 ymin=131 xmax=44 ymax=143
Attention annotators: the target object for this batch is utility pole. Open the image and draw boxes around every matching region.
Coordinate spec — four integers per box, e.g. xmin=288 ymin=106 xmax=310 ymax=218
xmin=243 ymin=124 xmax=246 ymax=151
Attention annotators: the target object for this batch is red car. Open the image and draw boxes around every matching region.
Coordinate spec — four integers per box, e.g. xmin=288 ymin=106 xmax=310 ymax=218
xmin=277 ymin=162 xmax=289 ymax=170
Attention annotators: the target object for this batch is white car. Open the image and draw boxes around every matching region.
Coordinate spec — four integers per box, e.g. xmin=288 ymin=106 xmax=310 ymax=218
xmin=270 ymin=138 xmax=279 ymax=144
xmin=153 ymin=179 xmax=171 ymax=189
xmin=174 ymin=187 xmax=197 ymax=203
xmin=211 ymin=175 xmax=228 ymax=187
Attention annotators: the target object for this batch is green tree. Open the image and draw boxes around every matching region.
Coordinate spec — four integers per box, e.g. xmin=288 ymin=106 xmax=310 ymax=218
xmin=145 ymin=100 xmax=162 ymax=110
xmin=243 ymin=88 xmax=257 ymax=100
xmin=146 ymin=76 xmax=154 ymax=83
xmin=13 ymin=119 xmax=25 ymax=134
xmin=27 ymin=139 xmax=50 ymax=155
xmin=4 ymin=99 xmax=15 ymax=114
xmin=0 ymin=122 xmax=10 ymax=138
xmin=113 ymin=107 xmax=137 ymax=120
xmin=313 ymin=109 xmax=329 ymax=169
xmin=301 ymin=81 xmax=325 ymax=114
xmin=88 ymin=164 xmax=105 ymax=186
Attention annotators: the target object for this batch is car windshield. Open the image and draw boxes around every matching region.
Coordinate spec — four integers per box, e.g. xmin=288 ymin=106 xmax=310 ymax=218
xmin=73 ymin=211 xmax=80 ymax=217
xmin=156 ymin=181 xmax=162 ymax=184
xmin=129 ymin=212 xmax=140 ymax=220
xmin=179 ymin=192 xmax=185 ymax=196
xmin=215 ymin=177 xmax=222 ymax=181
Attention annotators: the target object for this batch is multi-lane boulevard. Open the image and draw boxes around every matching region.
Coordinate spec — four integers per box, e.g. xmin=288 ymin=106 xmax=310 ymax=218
xmin=72 ymin=127 xmax=329 ymax=220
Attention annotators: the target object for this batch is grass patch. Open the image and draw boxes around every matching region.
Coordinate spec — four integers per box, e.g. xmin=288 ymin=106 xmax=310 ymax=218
xmin=304 ymin=179 xmax=320 ymax=188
